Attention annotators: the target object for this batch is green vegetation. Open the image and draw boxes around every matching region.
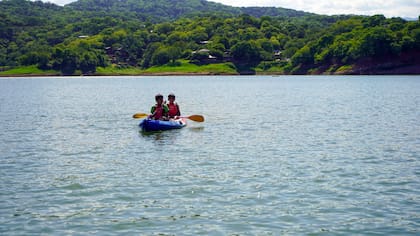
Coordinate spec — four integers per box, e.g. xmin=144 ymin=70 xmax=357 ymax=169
xmin=67 ymin=0 xmax=311 ymax=21
xmin=95 ymin=61 xmax=237 ymax=75
xmin=143 ymin=60 xmax=237 ymax=74
xmin=0 ymin=65 xmax=59 ymax=76
xmin=95 ymin=65 xmax=145 ymax=75
xmin=0 ymin=0 xmax=419 ymax=76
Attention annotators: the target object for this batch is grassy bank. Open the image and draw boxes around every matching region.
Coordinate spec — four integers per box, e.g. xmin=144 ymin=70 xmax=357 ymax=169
xmin=96 ymin=60 xmax=239 ymax=75
xmin=0 ymin=61 xmax=240 ymax=77
xmin=143 ymin=61 xmax=238 ymax=75
xmin=4 ymin=60 xmax=416 ymax=77
xmin=95 ymin=65 xmax=145 ymax=75
xmin=0 ymin=65 xmax=60 ymax=76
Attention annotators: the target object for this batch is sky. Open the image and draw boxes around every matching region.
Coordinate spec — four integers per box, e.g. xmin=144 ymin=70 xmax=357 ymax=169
xmin=210 ymin=0 xmax=420 ymax=18
xmin=41 ymin=0 xmax=420 ymax=19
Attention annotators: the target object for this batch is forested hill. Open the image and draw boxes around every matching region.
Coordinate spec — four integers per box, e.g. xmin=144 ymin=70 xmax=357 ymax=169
xmin=66 ymin=0 xmax=312 ymax=21
xmin=0 ymin=0 xmax=419 ymax=76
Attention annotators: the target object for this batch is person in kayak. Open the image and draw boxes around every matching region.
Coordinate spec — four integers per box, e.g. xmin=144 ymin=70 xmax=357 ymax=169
xmin=167 ymin=93 xmax=181 ymax=119
xmin=149 ymin=94 xmax=169 ymax=120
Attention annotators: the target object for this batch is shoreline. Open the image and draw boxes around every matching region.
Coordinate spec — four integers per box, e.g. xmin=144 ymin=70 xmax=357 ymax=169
xmin=1 ymin=64 xmax=420 ymax=77
xmin=1 ymin=72 xmax=419 ymax=77
xmin=2 ymin=57 xmax=419 ymax=77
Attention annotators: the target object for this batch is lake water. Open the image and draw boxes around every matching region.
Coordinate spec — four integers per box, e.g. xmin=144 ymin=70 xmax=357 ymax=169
xmin=0 ymin=75 xmax=419 ymax=235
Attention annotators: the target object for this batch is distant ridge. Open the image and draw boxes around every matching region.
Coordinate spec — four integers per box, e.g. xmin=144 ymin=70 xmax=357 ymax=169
xmin=66 ymin=0 xmax=312 ymax=21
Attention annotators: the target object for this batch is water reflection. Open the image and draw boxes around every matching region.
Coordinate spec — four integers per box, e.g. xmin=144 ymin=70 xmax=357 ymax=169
xmin=137 ymin=125 xmax=205 ymax=148
xmin=138 ymin=129 xmax=183 ymax=144
xmin=188 ymin=126 xmax=205 ymax=132
xmin=139 ymin=130 xmax=167 ymax=140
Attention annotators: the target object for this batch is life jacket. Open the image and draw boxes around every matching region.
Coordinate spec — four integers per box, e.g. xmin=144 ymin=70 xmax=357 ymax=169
xmin=151 ymin=104 xmax=168 ymax=120
xmin=167 ymin=102 xmax=180 ymax=118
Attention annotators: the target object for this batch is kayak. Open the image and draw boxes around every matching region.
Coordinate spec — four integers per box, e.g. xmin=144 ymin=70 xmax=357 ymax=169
xmin=139 ymin=118 xmax=187 ymax=132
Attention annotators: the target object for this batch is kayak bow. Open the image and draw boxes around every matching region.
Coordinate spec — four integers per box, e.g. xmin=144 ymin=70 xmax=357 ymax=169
xmin=139 ymin=118 xmax=187 ymax=132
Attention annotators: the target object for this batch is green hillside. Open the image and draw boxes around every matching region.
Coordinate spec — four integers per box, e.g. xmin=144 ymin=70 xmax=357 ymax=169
xmin=0 ymin=0 xmax=419 ymax=76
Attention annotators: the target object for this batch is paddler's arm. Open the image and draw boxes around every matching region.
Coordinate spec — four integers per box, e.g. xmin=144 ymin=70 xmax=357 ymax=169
xmin=162 ymin=104 xmax=169 ymax=120
xmin=149 ymin=106 xmax=156 ymax=119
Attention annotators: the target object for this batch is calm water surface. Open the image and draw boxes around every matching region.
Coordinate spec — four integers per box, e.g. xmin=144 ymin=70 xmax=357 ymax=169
xmin=0 ymin=76 xmax=419 ymax=235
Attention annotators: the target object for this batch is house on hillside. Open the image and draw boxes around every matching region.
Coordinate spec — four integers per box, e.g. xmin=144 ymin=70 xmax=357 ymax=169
xmin=191 ymin=48 xmax=234 ymax=64
xmin=105 ymin=46 xmax=130 ymax=65
xmin=191 ymin=49 xmax=219 ymax=64
xmin=274 ymin=50 xmax=282 ymax=60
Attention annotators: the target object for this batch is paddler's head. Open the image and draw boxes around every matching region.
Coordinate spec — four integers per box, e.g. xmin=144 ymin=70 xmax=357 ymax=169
xmin=168 ymin=93 xmax=176 ymax=103
xmin=155 ymin=94 xmax=164 ymax=105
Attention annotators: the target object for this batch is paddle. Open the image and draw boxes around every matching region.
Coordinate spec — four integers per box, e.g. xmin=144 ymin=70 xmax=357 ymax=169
xmin=132 ymin=113 xmax=204 ymax=122
xmin=179 ymin=115 xmax=205 ymax=122
xmin=132 ymin=113 xmax=148 ymax=119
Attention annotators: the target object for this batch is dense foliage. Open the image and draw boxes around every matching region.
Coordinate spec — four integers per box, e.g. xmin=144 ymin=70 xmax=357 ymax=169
xmin=0 ymin=0 xmax=419 ymax=75
xmin=67 ymin=0 xmax=312 ymax=21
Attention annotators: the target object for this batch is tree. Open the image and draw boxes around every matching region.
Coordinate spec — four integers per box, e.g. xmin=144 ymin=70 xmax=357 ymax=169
xmin=52 ymin=47 xmax=77 ymax=75
xmin=291 ymin=45 xmax=314 ymax=66
xmin=359 ymin=27 xmax=398 ymax=57
xmin=363 ymin=14 xmax=386 ymax=27
xmin=231 ymin=41 xmax=261 ymax=62
xmin=151 ymin=46 xmax=171 ymax=66
xmin=256 ymin=38 xmax=274 ymax=60
xmin=50 ymin=36 xmax=106 ymax=74
xmin=142 ymin=43 xmax=162 ymax=68
xmin=154 ymin=22 xmax=174 ymax=35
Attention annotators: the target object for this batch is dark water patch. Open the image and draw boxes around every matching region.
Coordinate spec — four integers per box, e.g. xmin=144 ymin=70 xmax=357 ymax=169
xmin=62 ymin=183 xmax=84 ymax=190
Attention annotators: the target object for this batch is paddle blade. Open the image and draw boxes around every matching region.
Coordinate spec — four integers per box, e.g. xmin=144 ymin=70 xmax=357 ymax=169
xmin=188 ymin=115 xmax=204 ymax=122
xmin=133 ymin=113 xmax=148 ymax=119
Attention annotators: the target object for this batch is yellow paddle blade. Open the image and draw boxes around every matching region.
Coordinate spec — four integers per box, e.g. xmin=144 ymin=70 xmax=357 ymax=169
xmin=132 ymin=113 xmax=148 ymax=119
xmin=188 ymin=115 xmax=204 ymax=122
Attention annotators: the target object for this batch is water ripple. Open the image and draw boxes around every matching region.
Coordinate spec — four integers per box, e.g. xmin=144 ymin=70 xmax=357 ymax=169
xmin=0 ymin=76 xmax=419 ymax=235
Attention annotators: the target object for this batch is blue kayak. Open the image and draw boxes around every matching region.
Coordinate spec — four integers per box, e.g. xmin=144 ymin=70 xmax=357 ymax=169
xmin=139 ymin=118 xmax=187 ymax=132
